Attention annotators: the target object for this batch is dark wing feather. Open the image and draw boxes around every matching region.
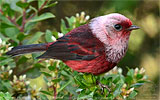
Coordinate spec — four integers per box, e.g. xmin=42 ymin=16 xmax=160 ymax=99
xmin=37 ymin=24 xmax=104 ymax=61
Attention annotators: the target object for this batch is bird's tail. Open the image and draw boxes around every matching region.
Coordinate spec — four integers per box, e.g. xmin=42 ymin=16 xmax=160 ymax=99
xmin=6 ymin=43 xmax=48 ymax=57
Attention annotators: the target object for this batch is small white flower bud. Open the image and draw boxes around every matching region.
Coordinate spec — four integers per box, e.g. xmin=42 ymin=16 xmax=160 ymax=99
xmin=17 ymin=88 xmax=21 ymax=90
xmin=0 ymin=38 xmax=2 ymax=44
xmin=19 ymin=75 xmax=23 ymax=81
xmin=76 ymin=13 xmax=79 ymax=17
xmin=123 ymin=95 xmax=126 ymax=99
xmin=13 ymin=75 xmax=17 ymax=82
xmin=23 ymin=74 xmax=26 ymax=79
xmin=129 ymin=87 xmax=134 ymax=92
xmin=122 ymin=84 xmax=127 ymax=88
xmin=135 ymin=67 xmax=139 ymax=73
xmin=7 ymin=66 xmax=10 ymax=70
xmin=23 ymin=88 xmax=26 ymax=91
xmin=118 ymin=68 xmax=122 ymax=74
xmin=85 ymin=15 xmax=90 ymax=21
xmin=38 ymin=87 xmax=42 ymax=91
xmin=8 ymin=47 xmax=13 ymax=51
xmin=26 ymin=81 xmax=30 ymax=85
xmin=33 ymin=98 xmax=36 ymax=100
xmin=140 ymin=67 xmax=145 ymax=74
xmin=45 ymin=60 xmax=49 ymax=63
xmin=1 ymin=66 xmax=5 ymax=71
xmin=81 ymin=12 xmax=85 ymax=17
xmin=51 ymin=36 xmax=56 ymax=41
xmin=127 ymin=87 xmax=134 ymax=94
xmin=58 ymin=32 xmax=64 ymax=38
xmin=9 ymin=70 xmax=13 ymax=75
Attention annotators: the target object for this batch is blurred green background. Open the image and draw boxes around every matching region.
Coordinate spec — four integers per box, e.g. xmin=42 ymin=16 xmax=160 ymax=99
xmin=29 ymin=0 xmax=159 ymax=99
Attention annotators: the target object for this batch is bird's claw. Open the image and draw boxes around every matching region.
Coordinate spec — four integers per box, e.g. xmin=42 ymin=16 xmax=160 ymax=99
xmin=96 ymin=81 xmax=111 ymax=94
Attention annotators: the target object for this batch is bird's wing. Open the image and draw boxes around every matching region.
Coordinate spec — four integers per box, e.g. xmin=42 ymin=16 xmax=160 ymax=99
xmin=37 ymin=24 xmax=104 ymax=61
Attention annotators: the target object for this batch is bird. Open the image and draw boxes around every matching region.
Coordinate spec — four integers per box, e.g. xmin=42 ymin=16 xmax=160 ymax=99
xmin=6 ymin=13 xmax=140 ymax=75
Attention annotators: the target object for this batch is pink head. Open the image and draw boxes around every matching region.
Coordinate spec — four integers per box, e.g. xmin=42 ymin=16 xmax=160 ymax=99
xmin=89 ymin=13 xmax=139 ymax=63
xmin=89 ymin=13 xmax=139 ymax=45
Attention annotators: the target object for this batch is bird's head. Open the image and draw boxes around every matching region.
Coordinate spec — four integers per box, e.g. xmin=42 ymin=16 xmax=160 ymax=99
xmin=89 ymin=13 xmax=139 ymax=45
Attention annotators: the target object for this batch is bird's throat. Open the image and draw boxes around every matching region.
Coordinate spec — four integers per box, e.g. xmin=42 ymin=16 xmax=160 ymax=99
xmin=105 ymin=38 xmax=128 ymax=63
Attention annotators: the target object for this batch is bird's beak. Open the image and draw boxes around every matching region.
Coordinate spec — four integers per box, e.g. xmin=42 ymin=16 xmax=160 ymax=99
xmin=127 ymin=25 xmax=140 ymax=31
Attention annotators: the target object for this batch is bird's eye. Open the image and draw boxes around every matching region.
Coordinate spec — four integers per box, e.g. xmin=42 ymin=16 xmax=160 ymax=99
xmin=114 ymin=24 xmax=122 ymax=31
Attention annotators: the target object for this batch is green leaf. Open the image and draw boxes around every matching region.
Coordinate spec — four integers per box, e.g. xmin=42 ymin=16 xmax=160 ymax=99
xmin=52 ymin=78 xmax=61 ymax=83
xmin=25 ymin=31 xmax=43 ymax=45
xmin=65 ymin=16 xmax=75 ymax=29
xmin=128 ymin=90 xmax=137 ymax=99
xmin=32 ymin=53 xmax=42 ymax=60
xmin=45 ymin=30 xmax=53 ymax=42
xmin=40 ymin=90 xmax=52 ymax=96
xmin=16 ymin=1 xmax=29 ymax=8
xmin=43 ymin=76 xmax=49 ymax=83
xmin=41 ymin=72 xmax=52 ymax=77
xmin=126 ymin=69 xmax=134 ymax=85
xmin=44 ymin=1 xmax=58 ymax=8
xmin=17 ymin=33 xmax=27 ymax=41
xmin=127 ymin=69 xmax=134 ymax=78
xmin=0 ymin=23 xmax=14 ymax=29
xmin=60 ymin=19 xmax=68 ymax=34
xmin=0 ymin=92 xmax=12 ymax=100
xmin=24 ymin=21 xmax=37 ymax=33
xmin=5 ymin=0 xmax=22 ymax=13
xmin=83 ymin=73 xmax=96 ymax=84
xmin=77 ymin=90 xmax=95 ymax=100
xmin=136 ymin=73 xmax=143 ymax=80
xmin=29 ymin=12 xmax=55 ymax=22
xmin=48 ymin=64 xmax=56 ymax=71
xmin=0 ymin=11 xmax=13 ymax=25
xmin=0 ymin=57 xmax=13 ymax=66
xmin=39 ymin=94 xmax=49 ymax=100
xmin=17 ymin=56 xmax=28 ymax=66
xmin=0 ymin=33 xmax=9 ymax=42
xmin=0 ymin=80 xmax=12 ymax=92
xmin=38 ymin=0 xmax=45 ymax=9
xmin=5 ymin=27 xmax=19 ymax=43
xmin=113 ymin=81 xmax=124 ymax=98
xmin=29 ymin=13 xmax=55 ymax=22
xmin=29 ymin=5 xmax=37 ymax=13
xmin=58 ymin=80 xmax=72 ymax=93
xmin=26 ymin=64 xmax=44 ymax=78
xmin=130 ymin=83 xmax=144 ymax=88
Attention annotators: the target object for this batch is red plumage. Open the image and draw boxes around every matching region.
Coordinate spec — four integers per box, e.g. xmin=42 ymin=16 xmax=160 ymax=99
xmin=6 ymin=13 xmax=139 ymax=75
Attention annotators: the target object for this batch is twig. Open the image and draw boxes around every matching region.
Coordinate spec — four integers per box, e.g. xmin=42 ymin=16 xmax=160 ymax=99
xmin=53 ymin=85 xmax=57 ymax=100
xmin=20 ymin=9 xmax=26 ymax=32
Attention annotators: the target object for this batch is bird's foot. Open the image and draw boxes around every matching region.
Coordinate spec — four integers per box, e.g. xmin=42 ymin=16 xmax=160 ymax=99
xmin=96 ymin=81 xmax=111 ymax=94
